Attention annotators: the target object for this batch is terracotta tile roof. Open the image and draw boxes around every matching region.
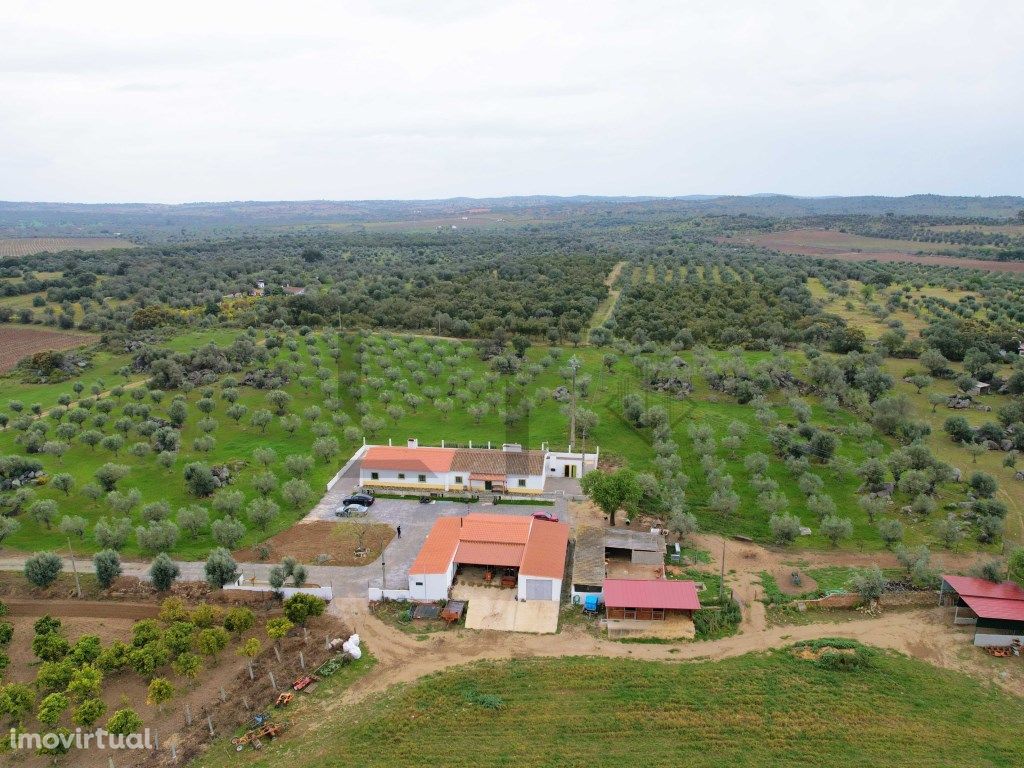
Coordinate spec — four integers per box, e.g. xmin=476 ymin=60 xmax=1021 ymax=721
xmin=410 ymin=514 xmax=567 ymax=579
xmin=460 ymin=514 xmax=531 ymax=544
xmin=521 ymin=520 xmax=569 ymax=580
xmin=451 ymin=448 xmax=545 ymax=476
xmin=455 ymin=541 xmax=525 ymax=568
xmin=362 ymin=446 xmax=456 ymax=473
xmin=603 ymin=579 xmax=701 ymax=611
xmin=409 ymin=516 xmax=460 ymax=574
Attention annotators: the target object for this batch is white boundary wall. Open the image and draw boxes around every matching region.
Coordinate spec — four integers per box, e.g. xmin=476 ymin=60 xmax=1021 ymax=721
xmin=328 ymin=444 xmax=369 ymax=490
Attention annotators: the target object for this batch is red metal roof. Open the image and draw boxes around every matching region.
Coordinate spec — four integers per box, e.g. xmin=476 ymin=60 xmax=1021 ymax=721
xmin=942 ymin=575 xmax=1024 ymax=601
xmin=960 ymin=595 xmax=1024 ymax=622
xmin=603 ymin=579 xmax=701 ymax=611
xmin=943 ymin=575 xmax=1024 ymax=622
xmin=455 ymin=541 xmax=525 ymax=568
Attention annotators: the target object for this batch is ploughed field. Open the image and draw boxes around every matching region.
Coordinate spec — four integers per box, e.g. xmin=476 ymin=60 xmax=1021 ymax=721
xmin=737 ymin=228 xmax=1024 ymax=272
xmin=0 ymin=325 xmax=97 ymax=372
xmin=0 ymin=237 xmax=136 ymax=258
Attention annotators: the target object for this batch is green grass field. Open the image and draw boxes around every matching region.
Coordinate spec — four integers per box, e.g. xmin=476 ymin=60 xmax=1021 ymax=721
xmin=193 ymin=649 xmax=1024 ymax=768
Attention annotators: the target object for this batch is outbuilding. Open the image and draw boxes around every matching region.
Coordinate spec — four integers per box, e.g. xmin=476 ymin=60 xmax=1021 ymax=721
xmin=407 ymin=513 xmax=568 ymax=602
xmin=603 ymin=578 xmax=701 ymax=621
xmin=940 ymin=574 xmax=1024 ymax=647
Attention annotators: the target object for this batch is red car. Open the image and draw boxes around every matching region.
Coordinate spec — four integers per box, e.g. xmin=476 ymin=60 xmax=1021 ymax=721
xmin=532 ymin=511 xmax=559 ymax=522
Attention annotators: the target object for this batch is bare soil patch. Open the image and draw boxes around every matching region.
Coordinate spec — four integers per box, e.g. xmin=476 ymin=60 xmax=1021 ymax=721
xmin=734 ymin=228 xmax=1024 ymax=272
xmin=770 ymin=568 xmax=818 ymax=596
xmin=0 ymin=324 xmax=97 ymax=372
xmin=234 ymin=520 xmax=393 ymax=565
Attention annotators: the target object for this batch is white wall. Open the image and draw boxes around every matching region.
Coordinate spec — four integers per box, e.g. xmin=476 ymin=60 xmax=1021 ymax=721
xmin=974 ymin=630 xmax=1024 ymax=647
xmin=544 ymin=452 xmax=599 ymax=479
xmin=360 ymin=467 xmax=450 ymax=489
xmin=506 ymin=474 xmax=545 ymax=492
xmin=570 ymin=585 xmax=603 ymax=604
xmin=408 ymin=561 xmax=455 ymax=600
xmin=517 ymin=577 xmax=561 ymax=601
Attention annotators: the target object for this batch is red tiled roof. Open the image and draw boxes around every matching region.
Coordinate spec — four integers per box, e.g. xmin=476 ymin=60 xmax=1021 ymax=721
xmin=943 ymin=575 xmax=1024 ymax=622
xmin=410 ymin=514 xmax=567 ymax=579
xmin=409 ymin=517 xmax=460 ymax=574
xmin=603 ymin=579 xmax=701 ymax=611
xmin=362 ymin=446 xmax=456 ymax=473
xmin=455 ymin=541 xmax=525 ymax=568
xmin=520 ymin=521 xmax=569 ymax=580
xmin=460 ymin=514 xmax=531 ymax=545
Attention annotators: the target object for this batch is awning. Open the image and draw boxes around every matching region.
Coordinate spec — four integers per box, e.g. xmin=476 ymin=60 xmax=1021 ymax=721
xmin=455 ymin=541 xmax=524 ymax=568
xmin=469 ymin=473 xmax=505 ymax=481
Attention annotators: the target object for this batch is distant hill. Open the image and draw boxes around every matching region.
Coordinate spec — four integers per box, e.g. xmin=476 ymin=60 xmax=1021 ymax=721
xmin=0 ymin=194 xmax=1020 ymax=239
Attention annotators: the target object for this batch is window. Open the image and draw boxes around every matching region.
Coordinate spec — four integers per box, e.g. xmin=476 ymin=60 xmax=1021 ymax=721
xmin=414 ymin=581 xmax=423 ymax=587
xmin=370 ymin=472 xmax=379 ymax=480
xmin=398 ymin=473 xmax=405 ymax=480
xmin=454 ymin=476 xmax=463 ymax=484
xmin=517 ymin=479 xmax=526 ymax=487
xmin=418 ymin=474 xmax=426 ymax=483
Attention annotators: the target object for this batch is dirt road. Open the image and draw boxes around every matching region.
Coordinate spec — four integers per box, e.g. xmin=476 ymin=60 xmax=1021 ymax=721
xmin=3 ymin=599 xmax=159 ymax=619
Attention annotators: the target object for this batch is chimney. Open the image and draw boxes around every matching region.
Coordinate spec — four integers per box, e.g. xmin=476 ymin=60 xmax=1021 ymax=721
xmin=407 ymin=438 xmax=418 ymax=449
xmin=502 ymin=443 xmax=522 ymax=453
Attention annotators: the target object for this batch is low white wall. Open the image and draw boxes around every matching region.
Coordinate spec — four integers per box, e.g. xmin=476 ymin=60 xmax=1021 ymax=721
xmin=974 ymin=631 xmax=1024 ymax=647
xmin=368 ymin=587 xmax=413 ymax=601
xmin=328 ymin=444 xmax=368 ymax=490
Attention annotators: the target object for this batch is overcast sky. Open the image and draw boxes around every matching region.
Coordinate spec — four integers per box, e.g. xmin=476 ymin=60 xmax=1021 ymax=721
xmin=1 ymin=0 xmax=1021 ymax=203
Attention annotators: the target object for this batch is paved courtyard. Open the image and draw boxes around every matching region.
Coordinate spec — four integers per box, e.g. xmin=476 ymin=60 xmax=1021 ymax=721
xmin=301 ymin=463 xmax=569 ymax=598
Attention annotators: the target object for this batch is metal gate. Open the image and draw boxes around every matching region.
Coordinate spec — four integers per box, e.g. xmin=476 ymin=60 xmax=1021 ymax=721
xmin=524 ymin=579 xmax=551 ymax=600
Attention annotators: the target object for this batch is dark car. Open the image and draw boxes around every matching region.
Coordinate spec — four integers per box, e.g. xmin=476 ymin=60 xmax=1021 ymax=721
xmin=342 ymin=493 xmax=374 ymax=507
xmin=532 ymin=511 xmax=558 ymax=522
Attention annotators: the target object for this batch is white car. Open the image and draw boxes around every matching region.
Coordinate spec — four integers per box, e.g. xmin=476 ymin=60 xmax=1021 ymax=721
xmin=336 ymin=503 xmax=368 ymax=517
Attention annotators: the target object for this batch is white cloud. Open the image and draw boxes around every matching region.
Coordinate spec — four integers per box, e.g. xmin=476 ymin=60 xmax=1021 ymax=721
xmin=0 ymin=0 xmax=1020 ymax=202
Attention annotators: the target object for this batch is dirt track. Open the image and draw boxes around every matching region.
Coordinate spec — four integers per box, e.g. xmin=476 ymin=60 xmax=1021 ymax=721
xmin=3 ymin=599 xmax=159 ymax=619
xmin=325 ymin=531 xmax=1019 ymax=707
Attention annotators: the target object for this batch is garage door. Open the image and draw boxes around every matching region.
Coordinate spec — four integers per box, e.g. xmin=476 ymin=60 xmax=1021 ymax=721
xmin=524 ymin=579 xmax=551 ymax=600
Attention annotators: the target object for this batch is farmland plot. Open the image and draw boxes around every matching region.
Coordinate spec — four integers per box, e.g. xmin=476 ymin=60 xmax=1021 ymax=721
xmin=0 ymin=325 xmax=97 ymax=372
xmin=0 ymin=237 xmax=136 ymax=258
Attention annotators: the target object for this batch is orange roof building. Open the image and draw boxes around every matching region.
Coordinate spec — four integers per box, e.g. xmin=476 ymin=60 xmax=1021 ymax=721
xmin=358 ymin=439 xmax=599 ymax=496
xmin=407 ymin=513 xmax=568 ymax=602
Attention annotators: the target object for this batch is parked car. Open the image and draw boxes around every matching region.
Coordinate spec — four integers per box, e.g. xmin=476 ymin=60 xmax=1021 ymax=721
xmin=532 ymin=511 xmax=559 ymax=522
xmin=336 ymin=503 xmax=369 ymax=517
xmin=342 ymin=493 xmax=374 ymax=507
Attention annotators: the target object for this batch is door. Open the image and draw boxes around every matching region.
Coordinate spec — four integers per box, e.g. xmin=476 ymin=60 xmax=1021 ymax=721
xmin=564 ymin=464 xmax=577 ymax=478
xmin=484 ymin=480 xmax=493 ymax=491
xmin=524 ymin=579 xmax=551 ymax=600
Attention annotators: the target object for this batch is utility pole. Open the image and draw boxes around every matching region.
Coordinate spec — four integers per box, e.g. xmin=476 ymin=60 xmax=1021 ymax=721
xmin=720 ymin=541 xmax=726 ymax=601
xmin=568 ymin=355 xmax=581 ymax=450
xmin=67 ymin=535 xmax=82 ymax=598
xmin=381 ymin=560 xmax=386 ymax=592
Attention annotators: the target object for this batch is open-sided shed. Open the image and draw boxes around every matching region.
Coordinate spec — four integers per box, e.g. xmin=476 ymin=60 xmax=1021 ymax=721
xmin=940 ymin=574 xmax=1024 ymax=647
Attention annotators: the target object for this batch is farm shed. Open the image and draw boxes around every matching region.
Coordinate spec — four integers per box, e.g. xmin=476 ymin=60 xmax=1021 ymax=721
xmin=570 ymin=526 xmax=606 ymax=603
xmin=603 ymin=579 xmax=700 ymax=621
xmin=603 ymin=528 xmax=666 ymax=566
xmin=940 ymin=575 xmax=1024 ymax=647
xmin=407 ymin=513 xmax=568 ymax=602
